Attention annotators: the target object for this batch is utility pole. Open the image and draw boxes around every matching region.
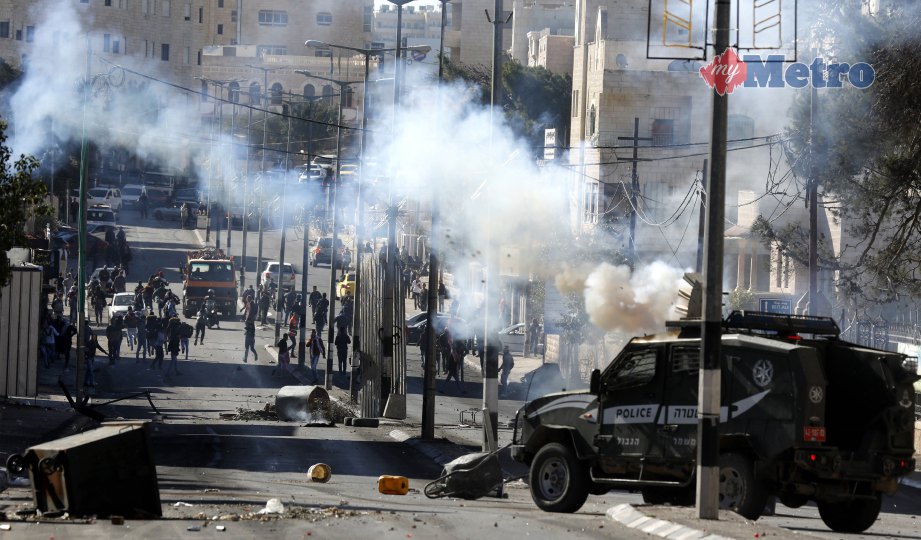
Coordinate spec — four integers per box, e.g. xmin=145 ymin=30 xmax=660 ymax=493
xmin=697 ymin=0 xmax=730 ymax=520
xmin=696 ymin=159 xmax=708 ymax=274
xmin=481 ymin=0 xmax=509 ymax=452
xmin=422 ymin=0 xmax=450 ymax=441
xmin=299 ymin=99 xmax=316 ymax=364
xmin=808 ymin=85 xmax=818 ymax=316
xmin=618 ymin=118 xmax=651 ymax=271
xmin=75 ymin=38 xmax=92 ymax=404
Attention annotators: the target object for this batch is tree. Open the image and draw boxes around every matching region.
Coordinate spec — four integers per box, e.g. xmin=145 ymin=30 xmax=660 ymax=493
xmin=753 ymin=1 xmax=921 ymax=307
xmin=441 ymin=57 xmax=571 ymax=157
xmin=0 ymin=117 xmax=51 ymax=289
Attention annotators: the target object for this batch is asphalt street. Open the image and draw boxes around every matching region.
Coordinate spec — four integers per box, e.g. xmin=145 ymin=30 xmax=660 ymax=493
xmin=0 ymin=207 xmax=918 ymax=539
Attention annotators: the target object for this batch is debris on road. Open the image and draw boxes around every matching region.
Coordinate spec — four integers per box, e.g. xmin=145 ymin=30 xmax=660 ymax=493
xmin=378 ymin=475 xmax=409 ymax=495
xmin=256 ymin=498 xmax=285 ymax=515
xmin=307 ymin=463 xmax=331 ymax=483
xmin=173 ymin=502 xmax=194 ymax=507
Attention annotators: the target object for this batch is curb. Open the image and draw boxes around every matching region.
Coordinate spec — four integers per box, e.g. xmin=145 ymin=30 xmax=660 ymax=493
xmin=606 ymin=504 xmax=736 ymax=540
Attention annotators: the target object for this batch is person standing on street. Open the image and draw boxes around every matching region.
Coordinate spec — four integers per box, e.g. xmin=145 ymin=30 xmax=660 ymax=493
xmin=500 ymin=345 xmax=515 ymax=395
xmin=275 ymin=334 xmax=294 ymax=374
xmin=135 ymin=313 xmax=147 ymax=362
xmin=258 ymin=288 xmax=271 ymax=325
xmin=306 ymin=329 xmax=325 ymax=382
xmin=308 ymin=286 xmax=321 ymax=317
xmin=314 ymin=293 xmax=329 ymax=334
xmin=105 ymin=315 xmax=124 ymax=365
xmin=526 ymin=318 xmax=541 ymax=358
xmin=165 ymin=314 xmax=182 ymax=376
xmin=138 ymin=190 xmax=149 ymax=218
xmin=83 ymin=321 xmax=108 ymax=388
xmin=334 ymin=329 xmax=350 ymax=374
xmin=243 ymin=319 xmax=258 ymax=363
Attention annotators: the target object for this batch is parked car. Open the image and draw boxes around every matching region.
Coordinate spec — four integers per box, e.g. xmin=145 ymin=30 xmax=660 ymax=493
xmin=174 ymin=187 xmax=204 ymax=206
xmin=87 ymin=205 xmax=118 ymax=228
xmin=298 ymin=164 xmax=325 ymax=183
xmin=86 ymin=187 xmax=123 ymax=212
xmin=312 ymin=236 xmax=344 ymax=267
xmin=153 ymin=204 xmax=183 ymax=221
xmin=405 ymin=314 xmax=469 ymax=346
xmin=498 ymin=323 xmax=527 ymax=354
xmin=261 ymin=262 xmax=295 ymax=291
xmin=121 ymin=184 xmax=147 ymax=207
xmin=87 ymin=224 xmax=119 ymax=237
xmin=53 ymin=231 xmax=108 ymax=258
xmin=336 ymin=272 xmax=355 ymax=299
xmin=108 ymin=292 xmax=136 ymax=319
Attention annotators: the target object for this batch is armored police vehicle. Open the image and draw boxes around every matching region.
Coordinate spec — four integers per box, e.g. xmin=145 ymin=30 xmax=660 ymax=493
xmin=511 ymin=311 xmax=918 ymax=533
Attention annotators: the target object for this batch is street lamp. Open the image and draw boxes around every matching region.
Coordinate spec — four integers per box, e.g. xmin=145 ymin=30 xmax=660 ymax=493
xmin=297 ymin=69 xmax=364 ymax=390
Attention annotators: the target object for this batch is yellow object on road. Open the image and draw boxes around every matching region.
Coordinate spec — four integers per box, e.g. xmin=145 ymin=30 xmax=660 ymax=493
xmin=378 ymin=475 xmax=409 ymax=495
xmin=308 ymin=463 xmax=331 ymax=483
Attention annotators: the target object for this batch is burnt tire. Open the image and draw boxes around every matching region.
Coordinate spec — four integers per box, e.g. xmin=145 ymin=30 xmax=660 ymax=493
xmin=719 ymin=453 xmax=768 ymax=520
xmin=817 ymin=495 xmax=881 ymax=533
xmin=529 ymin=442 xmax=589 ymax=513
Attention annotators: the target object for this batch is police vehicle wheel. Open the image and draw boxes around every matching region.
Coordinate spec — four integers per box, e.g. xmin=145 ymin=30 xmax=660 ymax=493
xmin=817 ymin=494 xmax=881 ymax=533
xmin=529 ymin=442 xmax=589 ymax=513
xmin=718 ymin=453 xmax=768 ymax=520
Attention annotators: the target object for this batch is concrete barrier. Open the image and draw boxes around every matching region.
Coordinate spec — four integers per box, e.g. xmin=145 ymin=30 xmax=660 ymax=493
xmin=275 ymin=385 xmax=331 ymax=423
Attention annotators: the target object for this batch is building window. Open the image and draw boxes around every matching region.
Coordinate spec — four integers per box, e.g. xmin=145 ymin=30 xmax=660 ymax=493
xmin=363 ymin=5 xmax=372 ymax=32
xmin=583 ymin=181 xmax=599 ymax=224
xmin=0 ymin=22 xmax=8 ymax=39
xmin=183 ymin=46 xmax=190 ymax=64
xmin=651 ymin=119 xmax=674 ymax=146
xmin=217 ymin=24 xmax=223 ymax=35
xmin=184 ymin=2 xmax=191 ymax=21
xmin=15 ymin=29 xmax=22 ymax=41
xmin=322 ymin=84 xmax=333 ymax=105
xmin=105 ymin=0 xmax=112 ymax=6
xmin=197 ymin=49 xmax=202 ymax=65
xmin=218 ymin=0 xmax=224 ymax=7
xmin=25 ymin=26 xmax=34 ymax=43
xmin=80 ymin=0 xmax=89 ymax=3
xmin=161 ymin=43 xmax=169 ymax=61
xmin=316 ymin=12 xmax=332 ymax=26
xmin=198 ymin=6 xmax=203 ymax=23
xmin=103 ymin=33 xmax=111 ymax=52
xmin=112 ymin=37 xmax=120 ymax=53
xmin=303 ymin=84 xmax=315 ymax=99
xmin=257 ymin=45 xmax=287 ymax=56
xmin=143 ymin=0 xmax=150 ymax=14
xmin=249 ymin=82 xmax=261 ymax=105
xmin=161 ymin=0 xmax=170 ymax=17
xmin=571 ymin=90 xmax=579 ymax=117
xmin=314 ymin=47 xmax=332 ymax=58
xmin=258 ymin=10 xmax=288 ymax=26
xmin=344 ymin=86 xmax=354 ymax=108
xmin=231 ymin=10 xmax=237 ymax=22
xmin=228 ymin=81 xmax=240 ymax=103
xmin=270 ymin=83 xmax=282 ymax=105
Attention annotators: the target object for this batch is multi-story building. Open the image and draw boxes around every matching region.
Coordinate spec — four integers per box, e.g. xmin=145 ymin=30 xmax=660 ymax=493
xmin=508 ymin=0 xmax=574 ymax=67
xmin=527 ymin=28 xmax=573 ymax=75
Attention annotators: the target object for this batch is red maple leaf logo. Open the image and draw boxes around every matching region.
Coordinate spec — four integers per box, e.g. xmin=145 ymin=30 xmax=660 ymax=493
xmin=699 ymin=48 xmax=747 ymax=95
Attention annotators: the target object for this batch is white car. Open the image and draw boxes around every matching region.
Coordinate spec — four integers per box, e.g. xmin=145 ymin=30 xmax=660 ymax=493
xmin=109 ymin=292 xmax=136 ymax=319
xmin=86 ymin=187 xmax=123 ymax=212
xmin=121 ymin=184 xmax=147 ymax=207
xmin=262 ymin=261 xmax=296 ymax=291
xmin=87 ymin=205 xmax=118 ymax=228
xmin=498 ymin=323 xmax=527 ymax=354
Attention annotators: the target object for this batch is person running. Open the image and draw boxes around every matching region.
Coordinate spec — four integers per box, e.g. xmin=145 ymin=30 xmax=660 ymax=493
xmin=306 ymin=329 xmax=325 ymax=383
xmin=275 ymin=334 xmax=294 ymax=374
xmin=194 ymin=308 xmax=207 ymax=345
xmin=83 ymin=321 xmax=108 ymax=388
xmin=334 ymin=329 xmax=351 ymax=374
xmin=243 ymin=319 xmax=258 ymax=363
xmin=124 ymin=306 xmax=139 ymax=351
xmin=135 ymin=313 xmax=147 ymax=362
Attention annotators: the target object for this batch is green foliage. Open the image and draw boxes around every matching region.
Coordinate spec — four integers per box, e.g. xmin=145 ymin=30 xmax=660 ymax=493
xmin=0 ymin=58 xmax=21 ymax=89
xmin=727 ymin=287 xmax=755 ymax=311
xmin=440 ymin=56 xmax=571 ymax=157
xmin=0 ymin=118 xmax=50 ymax=288
xmin=264 ymin=100 xmax=342 ymax=163
xmin=754 ymin=2 xmax=921 ymax=306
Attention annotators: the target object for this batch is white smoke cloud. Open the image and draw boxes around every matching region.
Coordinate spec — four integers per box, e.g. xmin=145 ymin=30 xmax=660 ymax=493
xmin=584 ymin=261 xmax=685 ymax=334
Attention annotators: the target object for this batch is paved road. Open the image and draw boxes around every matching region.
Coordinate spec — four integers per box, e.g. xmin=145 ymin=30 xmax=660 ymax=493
xmin=10 ymin=208 xmax=918 ymax=539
